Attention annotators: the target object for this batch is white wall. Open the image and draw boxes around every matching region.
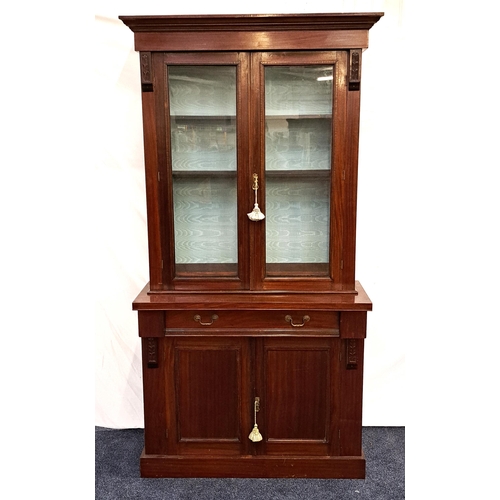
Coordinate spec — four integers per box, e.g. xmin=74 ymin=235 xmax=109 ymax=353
xmin=94 ymin=0 xmax=499 ymax=434
xmin=95 ymin=0 xmax=404 ymax=429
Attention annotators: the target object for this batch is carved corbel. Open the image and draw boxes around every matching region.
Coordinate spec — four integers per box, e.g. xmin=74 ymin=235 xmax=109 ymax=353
xmin=346 ymin=339 xmax=358 ymax=369
xmin=348 ymin=49 xmax=362 ymax=91
xmin=147 ymin=337 xmax=158 ymax=368
xmin=140 ymin=52 xmax=153 ymax=92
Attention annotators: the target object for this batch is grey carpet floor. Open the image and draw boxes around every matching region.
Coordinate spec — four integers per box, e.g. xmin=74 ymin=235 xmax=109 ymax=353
xmin=95 ymin=426 xmax=404 ymax=499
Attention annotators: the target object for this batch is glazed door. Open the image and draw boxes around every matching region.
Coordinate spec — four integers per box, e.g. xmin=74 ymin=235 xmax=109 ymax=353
xmin=254 ymin=337 xmax=340 ymax=456
xmin=164 ymin=337 xmax=252 ymax=456
xmin=156 ymin=52 xmax=251 ymax=290
xmin=250 ymin=51 xmax=348 ymax=291
xmin=154 ymin=51 xmax=348 ymax=291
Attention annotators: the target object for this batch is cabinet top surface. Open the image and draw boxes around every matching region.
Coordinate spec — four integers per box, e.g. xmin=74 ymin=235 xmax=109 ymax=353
xmin=132 ymin=282 xmax=372 ymax=311
xmin=119 ymin=13 xmax=384 ymax=32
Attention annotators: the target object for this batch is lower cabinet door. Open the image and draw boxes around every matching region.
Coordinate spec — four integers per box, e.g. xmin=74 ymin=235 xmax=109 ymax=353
xmin=163 ymin=336 xmax=339 ymax=458
xmin=165 ymin=337 xmax=253 ymax=456
xmin=255 ymin=337 xmax=340 ymax=456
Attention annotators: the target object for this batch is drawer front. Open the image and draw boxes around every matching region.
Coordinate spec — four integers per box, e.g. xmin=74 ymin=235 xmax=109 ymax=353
xmin=164 ymin=310 xmax=339 ymax=336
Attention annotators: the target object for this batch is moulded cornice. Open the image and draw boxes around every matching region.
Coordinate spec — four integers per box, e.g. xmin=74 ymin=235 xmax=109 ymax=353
xmin=119 ymin=13 xmax=384 ymax=33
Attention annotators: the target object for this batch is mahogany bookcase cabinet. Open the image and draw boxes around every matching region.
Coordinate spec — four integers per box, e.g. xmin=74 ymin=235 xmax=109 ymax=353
xmin=119 ymin=13 xmax=383 ymax=478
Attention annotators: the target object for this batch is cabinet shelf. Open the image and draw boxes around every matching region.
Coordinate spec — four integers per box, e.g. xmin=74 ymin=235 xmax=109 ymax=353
xmin=266 ymin=114 xmax=332 ymax=120
xmin=265 ymin=169 xmax=330 ymax=177
xmin=172 ymin=114 xmax=332 ymax=119
xmin=172 ymin=170 xmax=237 ymax=177
xmin=171 ymin=170 xmax=330 ymax=177
xmin=172 ymin=115 xmax=236 ymax=120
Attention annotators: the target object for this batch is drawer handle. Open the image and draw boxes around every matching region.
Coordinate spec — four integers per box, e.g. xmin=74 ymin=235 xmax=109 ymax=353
xmin=193 ymin=314 xmax=218 ymax=326
xmin=285 ymin=315 xmax=310 ymax=327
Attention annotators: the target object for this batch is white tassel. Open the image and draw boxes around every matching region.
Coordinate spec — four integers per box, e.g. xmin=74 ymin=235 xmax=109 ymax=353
xmin=247 ymin=203 xmax=265 ymax=221
xmin=248 ymin=174 xmax=265 ymax=221
xmin=248 ymin=424 xmax=263 ymax=442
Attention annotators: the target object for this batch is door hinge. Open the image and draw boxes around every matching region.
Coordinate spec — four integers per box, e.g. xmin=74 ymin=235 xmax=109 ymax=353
xmin=340 ymin=260 xmax=344 ymax=270
xmin=158 ymin=171 xmax=161 ymax=182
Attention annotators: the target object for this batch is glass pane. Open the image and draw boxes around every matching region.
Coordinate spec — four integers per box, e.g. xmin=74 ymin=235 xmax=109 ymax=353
xmin=265 ymin=65 xmax=333 ymax=276
xmin=168 ymin=66 xmax=238 ymax=275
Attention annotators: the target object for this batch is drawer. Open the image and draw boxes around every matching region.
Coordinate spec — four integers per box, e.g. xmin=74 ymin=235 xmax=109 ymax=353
xmin=164 ymin=310 xmax=339 ymax=336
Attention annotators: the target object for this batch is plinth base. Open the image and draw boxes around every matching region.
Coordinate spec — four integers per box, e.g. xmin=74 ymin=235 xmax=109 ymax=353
xmin=140 ymin=449 xmax=366 ymax=478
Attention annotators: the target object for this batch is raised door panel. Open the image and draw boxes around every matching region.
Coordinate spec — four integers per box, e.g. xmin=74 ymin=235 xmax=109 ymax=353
xmin=256 ymin=337 xmax=340 ymax=456
xmin=165 ymin=337 xmax=252 ymax=455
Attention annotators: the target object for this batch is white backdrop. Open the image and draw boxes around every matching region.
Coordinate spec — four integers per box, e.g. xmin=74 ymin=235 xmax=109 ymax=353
xmin=1 ymin=2 xmax=497 ymax=497
xmin=94 ymin=0 xmax=499 ymax=432
xmin=95 ymin=0 xmax=405 ymax=429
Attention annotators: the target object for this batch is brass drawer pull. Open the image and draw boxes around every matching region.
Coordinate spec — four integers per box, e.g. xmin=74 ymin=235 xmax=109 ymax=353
xmin=193 ymin=314 xmax=219 ymax=326
xmin=285 ymin=315 xmax=310 ymax=327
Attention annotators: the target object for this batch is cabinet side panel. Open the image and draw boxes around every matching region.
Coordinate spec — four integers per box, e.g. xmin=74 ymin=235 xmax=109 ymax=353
xmin=140 ymin=87 xmax=163 ymax=289
xmin=339 ymin=338 xmax=364 ymax=455
xmin=141 ymin=336 xmax=168 ymax=454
